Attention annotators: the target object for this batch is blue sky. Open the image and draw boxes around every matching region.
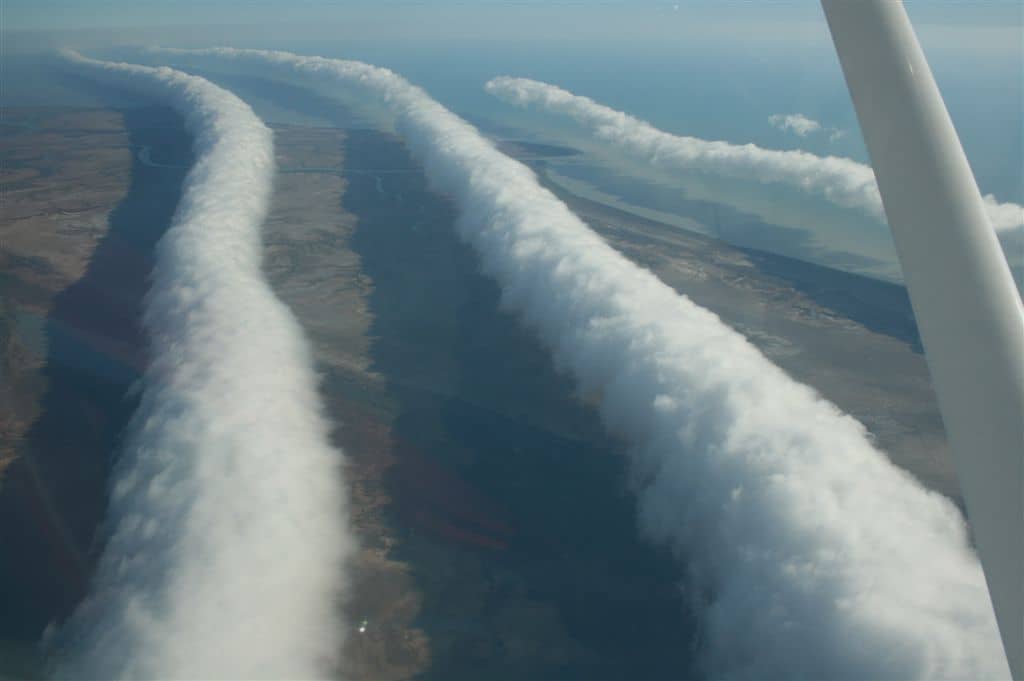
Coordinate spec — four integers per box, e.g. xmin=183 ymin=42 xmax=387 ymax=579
xmin=4 ymin=1 xmax=1021 ymax=46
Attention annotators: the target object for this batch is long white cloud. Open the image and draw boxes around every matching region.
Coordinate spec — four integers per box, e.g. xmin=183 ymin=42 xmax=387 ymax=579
xmin=485 ymin=76 xmax=1024 ymax=236
xmin=149 ymin=47 xmax=1009 ymax=679
xmin=52 ymin=51 xmax=350 ymax=680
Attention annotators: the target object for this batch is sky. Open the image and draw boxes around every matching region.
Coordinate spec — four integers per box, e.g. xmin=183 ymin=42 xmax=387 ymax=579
xmin=3 ymin=1 xmax=1022 ymax=49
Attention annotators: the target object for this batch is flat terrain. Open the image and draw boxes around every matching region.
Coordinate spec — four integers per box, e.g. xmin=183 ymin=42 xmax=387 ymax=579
xmin=0 ymin=106 xmax=959 ymax=680
xmin=1 ymin=108 xmax=132 ymax=472
xmin=0 ymin=105 xmax=191 ymax=674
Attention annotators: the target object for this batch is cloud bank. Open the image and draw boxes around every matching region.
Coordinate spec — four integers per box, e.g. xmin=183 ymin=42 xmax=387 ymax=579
xmin=150 ymin=47 xmax=1008 ymax=679
xmin=53 ymin=51 xmax=350 ymax=680
xmin=486 ymin=76 xmax=1023 ymax=237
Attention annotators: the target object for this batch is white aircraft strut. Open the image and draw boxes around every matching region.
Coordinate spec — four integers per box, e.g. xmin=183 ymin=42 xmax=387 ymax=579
xmin=822 ymin=2 xmax=1023 ymax=678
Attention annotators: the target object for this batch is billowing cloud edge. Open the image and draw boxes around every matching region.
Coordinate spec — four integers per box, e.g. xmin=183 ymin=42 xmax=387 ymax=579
xmin=51 ymin=51 xmax=351 ymax=680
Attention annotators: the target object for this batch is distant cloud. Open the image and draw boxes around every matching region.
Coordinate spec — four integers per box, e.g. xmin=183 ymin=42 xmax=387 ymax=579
xmin=769 ymin=112 xmax=822 ymax=137
xmin=54 ymin=51 xmax=351 ymax=680
xmin=768 ymin=112 xmax=848 ymax=143
xmin=148 ymin=47 xmax=1011 ymax=679
xmin=485 ymin=77 xmax=1023 ymax=240
xmin=770 ymin=112 xmax=847 ymax=142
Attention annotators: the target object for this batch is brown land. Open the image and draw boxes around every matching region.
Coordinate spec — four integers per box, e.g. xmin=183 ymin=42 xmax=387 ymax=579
xmin=261 ymin=126 xmax=432 ymax=679
xmin=0 ymin=107 xmax=191 ymax=673
xmin=0 ymin=108 xmax=133 ymax=474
